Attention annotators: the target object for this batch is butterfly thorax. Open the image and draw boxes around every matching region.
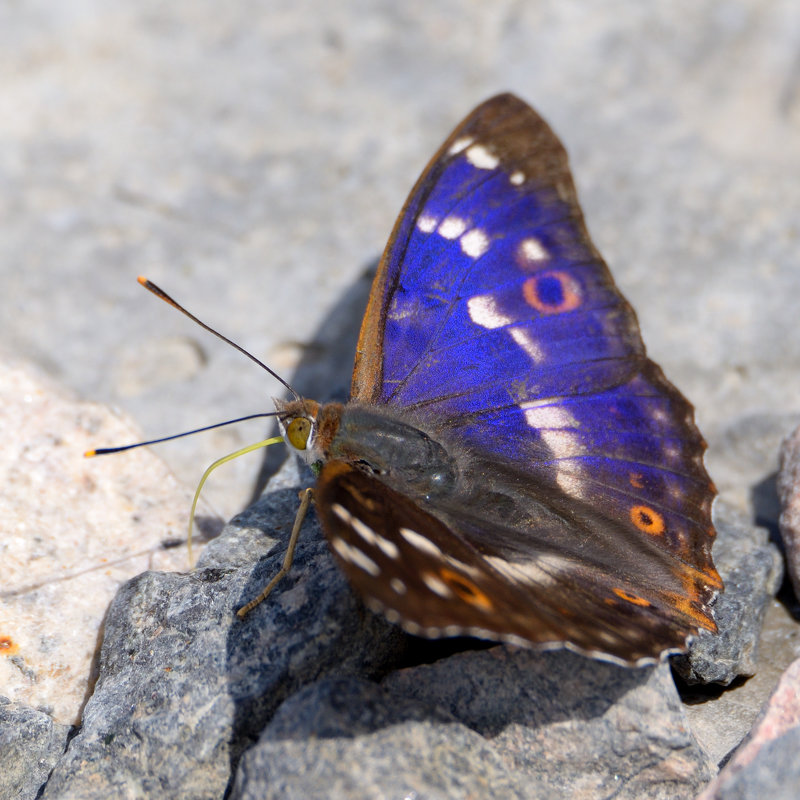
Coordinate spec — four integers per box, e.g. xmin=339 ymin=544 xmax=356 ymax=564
xmin=276 ymin=398 xmax=458 ymax=500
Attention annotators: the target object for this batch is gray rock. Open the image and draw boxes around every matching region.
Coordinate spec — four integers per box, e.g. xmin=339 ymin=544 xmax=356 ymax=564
xmin=232 ymin=651 xmax=714 ymax=800
xmin=778 ymin=424 xmax=800 ymax=601
xmin=705 ymin=726 xmax=800 ymax=800
xmin=384 ymin=649 xmax=715 ymax=799
xmin=673 ymin=501 xmax=784 ymax=685
xmin=705 ymin=412 xmax=800 ymax=533
xmin=696 ymin=656 xmax=800 ymax=800
xmin=32 ymin=461 xmax=729 ymax=800
xmin=682 ymin=598 xmax=800 ymax=768
xmin=41 ymin=489 xmax=407 ymax=800
xmin=232 ymin=677 xmax=526 ymax=800
xmin=0 ymin=697 xmax=71 ymax=800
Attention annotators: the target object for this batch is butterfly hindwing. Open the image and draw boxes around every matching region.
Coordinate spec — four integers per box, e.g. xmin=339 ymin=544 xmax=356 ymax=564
xmin=315 ymin=459 xmax=714 ymax=664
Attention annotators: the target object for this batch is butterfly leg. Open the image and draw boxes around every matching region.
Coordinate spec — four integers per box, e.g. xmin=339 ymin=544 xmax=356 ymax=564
xmin=236 ymin=487 xmax=314 ymax=618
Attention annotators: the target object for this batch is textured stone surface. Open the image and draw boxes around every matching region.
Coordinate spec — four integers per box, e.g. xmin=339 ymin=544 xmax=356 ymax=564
xmin=697 ymin=657 xmax=800 ymax=800
xmin=778 ymin=425 xmax=800 ymax=600
xmin=0 ymin=697 xmax=71 ymax=800
xmin=32 ymin=462 xmax=779 ymax=800
xmin=232 ymin=677 xmax=528 ymax=800
xmin=682 ymin=597 xmax=800 ymax=768
xmin=703 ymin=728 xmax=800 ymax=800
xmin=707 ymin=412 xmax=800 ymax=531
xmin=0 ymin=358 xmax=219 ymax=726
xmin=233 ymin=654 xmax=714 ymax=800
xmin=384 ymin=650 xmax=714 ymax=800
xmin=673 ymin=500 xmax=784 ymax=685
xmin=41 ymin=485 xmax=407 ymax=800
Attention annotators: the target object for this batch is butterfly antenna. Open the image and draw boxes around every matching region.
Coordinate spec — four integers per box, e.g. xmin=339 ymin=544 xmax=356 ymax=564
xmin=84 ymin=412 xmax=283 ymax=457
xmin=137 ymin=276 xmax=302 ymax=403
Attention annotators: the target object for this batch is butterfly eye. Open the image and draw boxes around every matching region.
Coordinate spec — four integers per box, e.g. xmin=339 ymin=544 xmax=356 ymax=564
xmin=286 ymin=417 xmax=312 ymax=450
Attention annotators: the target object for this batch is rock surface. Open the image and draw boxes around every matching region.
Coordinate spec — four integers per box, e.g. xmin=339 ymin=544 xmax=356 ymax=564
xmin=233 ymin=658 xmax=714 ymax=800
xmin=0 ymin=359 xmax=219 ymax=727
xmin=40 ymin=482 xmax=723 ymax=800
xmin=40 ymin=481 xmax=408 ymax=800
xmin=673 ymin=501 xmax=784 ymax=686
xmin=697 ymin=657 xmax=800 ymax=800
xmin=0 ymin=697 xmax=71 ymax=800
xmin=8 ymin=452 xmax=786 ymax=800
xmin=778 ymin=425 xmax=800 ymax=599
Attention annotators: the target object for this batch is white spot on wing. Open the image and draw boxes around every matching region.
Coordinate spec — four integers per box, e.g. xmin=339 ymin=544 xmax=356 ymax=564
xmin=538 ymin=429 xmax=581 ymax=457
xmin=520 ymin=401 xmax=579 ymax=430
xmin=508 ymin=327 xmax=544 ymax=362
xmin=330 ymin=537 xmax=381 ymax=577
xmin=387 ymin=295 xmax=417 ymax=322
xmin=468 ymin=300 xmax=543 ymax=362
xmin=485 ymin=553 xmax=576 ymax=588
xmin=510 ymin=171 xmax=525 ymax=185
xmin=375 ymin=536 xmax=399 ymax=559
xmin=460 ymin=228 xmax=490 ymax=258
xmin=444 ymin=556 xmax=482 ymax=580
xmin=517 ymin=402 xmax=586 ymax=493
xmin=438 ymin=216 xmax=468 ymax=239
xmin=390 ymin=578 xmax=407 ymax=595
xmin=662 ymin=443 xmax=681 ymax=461
xmin=448 ymin=136 xmax=474 ymax=155
xmin=651 ymin=408 xmax=668 ymax=423
xmin=384 ymin=608 xmax=401 ymax=624
xmin=399 ymin=527 xmax=443 ymax=557
xmin=331 ymin=503 xmax=399 ymax=559
xmin=597 ymin=630 xmax=621 ymax=645
xmin=417 ymin=213 xmax=437 ymax=233
xmin=332 ymin=503 xmax=352 ymax=522
xmin=519 ymin=237 xmax=549 ymax=262
xmin=485 ymin=555 xmax=554 ymax=587
xmin=467 ymin=294 xmax=511 ymax=330
xmin=466 ymin=144 xmax=499 ymax=170
xmin=422 ymin=572 xmax=453 ymax=598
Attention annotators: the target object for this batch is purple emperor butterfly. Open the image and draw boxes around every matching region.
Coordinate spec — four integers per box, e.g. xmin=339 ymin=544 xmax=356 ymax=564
xmin=274 ymin=94 xmax=722 ymax=665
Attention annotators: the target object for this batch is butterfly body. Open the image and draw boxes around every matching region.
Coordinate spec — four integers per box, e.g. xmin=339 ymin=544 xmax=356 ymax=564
xmin=275 ymin=94 xmax=721 ymax=665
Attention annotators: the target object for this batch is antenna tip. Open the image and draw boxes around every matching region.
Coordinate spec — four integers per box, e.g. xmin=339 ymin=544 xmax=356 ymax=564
xmin=137 ymin=275 xmax=149 ymax=286
xmin=84 ymin=449 xmax=97 ymax=458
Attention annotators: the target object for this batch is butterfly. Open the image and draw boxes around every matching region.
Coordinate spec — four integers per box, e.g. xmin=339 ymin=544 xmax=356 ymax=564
xmin=274 ymin=94 xmax=722 ymax=665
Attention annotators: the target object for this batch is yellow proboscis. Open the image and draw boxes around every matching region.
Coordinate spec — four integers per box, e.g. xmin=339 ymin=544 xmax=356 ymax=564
xmin=188 ymin=435 xmax=284 ymax=565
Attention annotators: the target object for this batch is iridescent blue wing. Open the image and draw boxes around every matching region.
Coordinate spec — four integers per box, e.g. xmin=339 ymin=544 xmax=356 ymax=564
xmin=345 ymin=94 xmax=720 ymax=649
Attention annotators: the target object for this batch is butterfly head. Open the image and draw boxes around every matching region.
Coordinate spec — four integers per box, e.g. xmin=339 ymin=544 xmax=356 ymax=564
xmin=275 ymin=397 xmax=349 ymax=475
xmin=274 ymin=398 xmax=323 ymax=465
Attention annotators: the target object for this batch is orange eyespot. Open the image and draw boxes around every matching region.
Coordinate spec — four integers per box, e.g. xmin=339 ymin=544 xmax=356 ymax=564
xmin=630 ymin=505 xmax=665 ymax=535
xmin=439 ymin=568 xmax=494 ymax=610
xmin=522 ymin=271 xmax=582 ymax=314
xmin=286 ymin=417 xmax=312 ymax=450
